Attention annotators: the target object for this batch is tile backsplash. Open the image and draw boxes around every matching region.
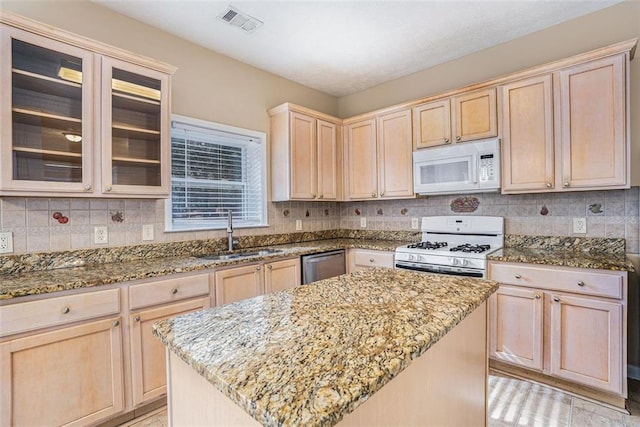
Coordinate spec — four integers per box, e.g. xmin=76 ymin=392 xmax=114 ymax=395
xmin=0 ymin=187 xmax=638 ymax=255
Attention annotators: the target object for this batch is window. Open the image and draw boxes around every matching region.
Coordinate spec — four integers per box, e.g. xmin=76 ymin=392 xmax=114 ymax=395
xmin=166 ymin=115 xmax=267 ymax=231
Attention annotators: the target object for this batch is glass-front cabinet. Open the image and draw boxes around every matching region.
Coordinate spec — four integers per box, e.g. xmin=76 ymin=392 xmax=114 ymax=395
xmin=0 ymin=22 xmax=174 ymax=197
xmin=0 ymin=27 xmax=95 ymax=193
xmin=101 ymin=57 xmax=170 ymax=196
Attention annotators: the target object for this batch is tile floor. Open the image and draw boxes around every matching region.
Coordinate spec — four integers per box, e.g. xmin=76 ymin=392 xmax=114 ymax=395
xmin=122 ymin=375 xmax=640 ymax=426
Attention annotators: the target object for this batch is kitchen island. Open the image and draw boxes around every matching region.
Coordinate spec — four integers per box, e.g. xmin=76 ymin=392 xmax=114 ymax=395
xmin=153 ymin=268 xmax=498 ymax=426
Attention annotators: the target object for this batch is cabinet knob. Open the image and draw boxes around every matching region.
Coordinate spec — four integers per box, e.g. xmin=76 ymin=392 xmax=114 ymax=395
xmin=171 ymin=288 xmax=178 ymax=294
xmin=105 ymin=186 xmax=112 ymax=192
xmin=577 ymin=281 xmax=585 ymax=287
xmin=444 ymin=138 xmax=450 ymax=143
xmin=112 ymin=320 xmax=120 ymax=327
xmin=84 ymin=184 xmax=92 ymax=191
xmin=553 ymin=297 xmax=561 ymax=302
xmin=515 ymin=274 xmax=522 ymax=279
xmin=535 ymin=294 xmax=541 ymax=299
xmin=380 ymin=192 xmax=385 ymax=196
xmin=61 ymin=306 xmax=70 ymax=314
xmin=312 ymin=194 xmax=316 ymax=198
xmin=456 ymin=136 xmax=461 ymax=141
xmin=256 ymin=266 xmax=261 ymax=271
xmin=546 ymin=182 xmax=552 ymax=188
xmin=318 ymin=195 xmax=323 ymax=199
xmin=268 ymin=265 xmax=273 ymax=270
xmin=369 ymin=258 xmax=375 ymax=263
xmin=371 ymin=192 xmax=376 ymax=198
xmin=563 ymin=182 xmax=570 ymax=187
xmin=134 ymin=316 xmax=141 ymax=322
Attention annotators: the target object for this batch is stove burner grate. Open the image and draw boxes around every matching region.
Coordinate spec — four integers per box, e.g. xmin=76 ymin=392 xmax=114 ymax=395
xmin=449 ymin=244 xmax=491 ymax=253
xmin=407 ymin=241 xmax=448 ymax=250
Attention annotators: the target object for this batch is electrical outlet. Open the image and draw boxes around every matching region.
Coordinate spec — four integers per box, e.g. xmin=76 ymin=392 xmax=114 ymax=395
xmin=0 ymin=232 xmax=14 ymax=254
xmin=573 ymin=217 xmax=587 ymax=234
xmin=411 ymin=218 xmax=419 ymax=229
xmin=94 ymin=226 xmax=108 ymax=244
xmin=295 ymin=220 xmax=302 ymax=231
xmin=360 ymin=217 xmax=367 ymax=228
xmin=142 ymin=224 xmax=154 ymax=241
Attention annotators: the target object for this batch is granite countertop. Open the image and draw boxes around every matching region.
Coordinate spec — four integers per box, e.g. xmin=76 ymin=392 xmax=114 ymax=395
xmin=488 ymin=247 xmax=635 ymax=272
xmin=0 ymin=239 xmax=405 ymax=300
xmin=153 ymin=267 xmax=498 ymax=427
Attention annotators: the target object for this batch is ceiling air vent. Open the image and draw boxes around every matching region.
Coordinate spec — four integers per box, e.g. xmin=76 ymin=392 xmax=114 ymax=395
xmin=217 ymin=6 xmax=263 ymax=33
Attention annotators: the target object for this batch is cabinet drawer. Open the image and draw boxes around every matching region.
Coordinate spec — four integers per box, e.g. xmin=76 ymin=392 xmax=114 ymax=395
xmin=354 ymin=250 xmax=394 ymax=268
xmin=129 ymin=273 xmax=209 ymax=310
xmin=0 ymin=288 xmax=120 ymax=337
xmin=489 ymin=262 xmax=624 ymax=299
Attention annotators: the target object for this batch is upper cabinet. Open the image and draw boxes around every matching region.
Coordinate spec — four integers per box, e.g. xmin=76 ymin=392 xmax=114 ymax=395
xmin=269 ymin=103 xmax=342 ymax=201
xmin=0 ymin=14 xmax=175 ymax=198
xmin=344 ymin=109 xmax=414 ymax=200
xmin=501 ymin=52 xmax=630 ymax=193
xmin=413 ymin=87 xmax=497 ymax=149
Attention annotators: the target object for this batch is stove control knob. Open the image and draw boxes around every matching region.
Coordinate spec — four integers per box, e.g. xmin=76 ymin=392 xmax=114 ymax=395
xmin=417 ymin=255 xmax=424 ymax=262
xmin=461 ymin=259 xmax=469 ymax=266
xmin=451 ymin=258 xmax=459 ymax=266
xmin=408 ymin=254 xmax=416 ymax=261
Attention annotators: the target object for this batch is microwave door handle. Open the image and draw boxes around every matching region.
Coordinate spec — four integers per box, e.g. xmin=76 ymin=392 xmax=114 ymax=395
xmin=471 ymin=156 xmax=478 ymax=184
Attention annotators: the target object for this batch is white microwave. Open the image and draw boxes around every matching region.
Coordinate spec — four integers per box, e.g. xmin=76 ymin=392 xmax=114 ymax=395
xmin=413 ymin=138 xmax=500 ymax=195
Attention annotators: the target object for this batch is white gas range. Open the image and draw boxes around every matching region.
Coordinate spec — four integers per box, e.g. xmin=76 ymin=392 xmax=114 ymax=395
xmin=395 ymin=216 xmax=504 ymax=278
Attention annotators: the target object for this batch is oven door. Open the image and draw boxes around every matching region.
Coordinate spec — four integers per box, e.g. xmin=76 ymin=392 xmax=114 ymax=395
xmin=413 ymin=153 xmax=478 ymax=195
xmin=395 ymin=260 xmax=485 ymax=278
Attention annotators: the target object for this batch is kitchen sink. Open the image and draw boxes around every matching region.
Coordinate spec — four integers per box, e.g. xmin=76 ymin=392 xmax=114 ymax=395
xmin=198 ymin=248 xmax=283 ymax=261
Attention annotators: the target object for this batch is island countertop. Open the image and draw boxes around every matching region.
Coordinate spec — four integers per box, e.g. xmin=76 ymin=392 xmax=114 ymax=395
xmin=153 ymin=268 xmax=498 ymax=427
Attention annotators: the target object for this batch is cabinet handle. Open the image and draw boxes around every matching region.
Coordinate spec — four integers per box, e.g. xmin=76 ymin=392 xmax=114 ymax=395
xmin=515 ymin=274 xmax=522 ymax=279
xmin=553 ymin=297 xmax=561 ymax=302
xmin=61 ymin=306 xmax=70 ymax=314
xmin=134 ymin=316 xmax=141 ymax=322
xmin=535 ymin=294 xmax=541 ymax=299
xmin=371 ymin=192 xmax=376 ymax=198
xmin=268 ymin=265 xmax=273 ymax=270
xmin=577 ymin=281 xmax=585 ymax=287
xmin=456 ymin=136 xmax=461 ymax=141
xmin=171 ymin=288 xmax=178 ymax=294
xmin=369 ymin=258 xmax=375 ymax=263
xmin=563 ymin=182 xmax=570 ymax=187
xmin=84 ymin=184 xmax=92 ymax=191
xmin=256 ymin=266 xmax=261 ymax=271
xmin=444 ymin=138 xmax=450 ymax=143
xmin=105 ymin=186 xmax=112 ymax=192
xmin=112 ymin=320 xmax=120 ymax=327
xmin=546 ymin=182 xmax=552 ymax=188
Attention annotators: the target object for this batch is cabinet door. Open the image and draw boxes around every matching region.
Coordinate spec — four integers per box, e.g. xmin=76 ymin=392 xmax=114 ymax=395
xmin=412 ymin=99 xmax=451 ymax=149
xmin=549 ymin=293 xmax=623 ymax=394
xmin=0 ymin=25 xmax=94 ymax=195
xmin=558 ymin=55 xmax=626 ymax=190
xmin=488 ymin=286 xmax=543 ymax=370
xmin=345 ymin=118 xmax=377 ymax=200
xmin=264 ymin=258 xmax=301 ymax=293
xmin=289 ymin=112 xmax=317 ymax=199
xmin=500 ymin=75 xmax=555 ymax=192
xmin=101 ymin=56 xmax=170 ymax=196
xmin=317 ymin=119 xmax=338 ymax=200
xmin=130 ymin=297 xmax=210 ymax=407
xmin=452 ymin=87 xmax=497 ymax=143
xmin=377 ymin=109 xmax=414 ymax=199
xmin=0 ymin=317 xmax=124 ymax=426
xmin=215 ymin=264 xmax=263 ymax=305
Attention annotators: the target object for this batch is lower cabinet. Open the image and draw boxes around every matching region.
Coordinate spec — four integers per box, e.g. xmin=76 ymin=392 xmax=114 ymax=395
xmin=129 ymin=297 xmax=210 ymax=407
xmin=215 ymin=258 xmax=301 ymax=305
xmin=0 ymin=317 xmax=124 ymax=427
xmin=346 ymin=248 xmax=394 ymax=273
xmin=488 ymin=261 xmax=627 ymax=397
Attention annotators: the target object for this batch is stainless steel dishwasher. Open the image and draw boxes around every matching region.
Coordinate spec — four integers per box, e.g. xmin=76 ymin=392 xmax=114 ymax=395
xmin=301 ymin=250 xmax=346 ymax=284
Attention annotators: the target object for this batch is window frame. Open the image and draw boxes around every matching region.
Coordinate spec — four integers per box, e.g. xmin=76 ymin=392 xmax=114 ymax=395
xmin=164 ymin=114 xmax=268 ymax=232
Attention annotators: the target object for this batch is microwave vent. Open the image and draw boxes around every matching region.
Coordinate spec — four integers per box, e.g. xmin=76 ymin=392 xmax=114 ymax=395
xmin=217 ymin=6 xmax=263 ymax=33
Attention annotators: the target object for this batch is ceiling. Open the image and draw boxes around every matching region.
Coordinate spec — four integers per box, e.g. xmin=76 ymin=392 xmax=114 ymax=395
xmin=93 ymin=0 xmax=622 ymax=97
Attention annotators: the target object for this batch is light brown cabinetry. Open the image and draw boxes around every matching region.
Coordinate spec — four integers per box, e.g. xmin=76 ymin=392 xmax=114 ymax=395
xmin=344 ymin=109 xmax=413 ymax=200
xmin=269 ymin=103 xmax=341 ymax=201
xmin=346 ymin=249 xmax=395 ymax=273
xmin=0 ymin=289 xmax=124 ymax=426
xmin=215 ymin=258 xmax=301 ymax=305
xmin=488 ymin=261 xmax=627 ymax=397
xmin=501 ymin=54 xmax=629 ymax=193
xmin=0 ymin=15 xmax=175 ymax=198
xmin=128 ymin=273 xmax=210 ymax=407
xmin=413 ymin=87 xmax=497 ymax=149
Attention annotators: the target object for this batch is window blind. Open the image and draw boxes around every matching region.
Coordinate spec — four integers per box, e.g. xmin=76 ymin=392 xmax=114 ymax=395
xmin=169 ymin=118 xmax=266 ymax=230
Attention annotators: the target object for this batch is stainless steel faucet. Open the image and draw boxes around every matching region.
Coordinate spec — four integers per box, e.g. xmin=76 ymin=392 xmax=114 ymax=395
xmin=227 ymin=210 xmax=234 ymax=251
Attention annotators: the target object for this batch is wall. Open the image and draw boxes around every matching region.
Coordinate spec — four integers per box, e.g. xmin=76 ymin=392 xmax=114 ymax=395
xmin=337 ymin=1 xmax=640 ymax=186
